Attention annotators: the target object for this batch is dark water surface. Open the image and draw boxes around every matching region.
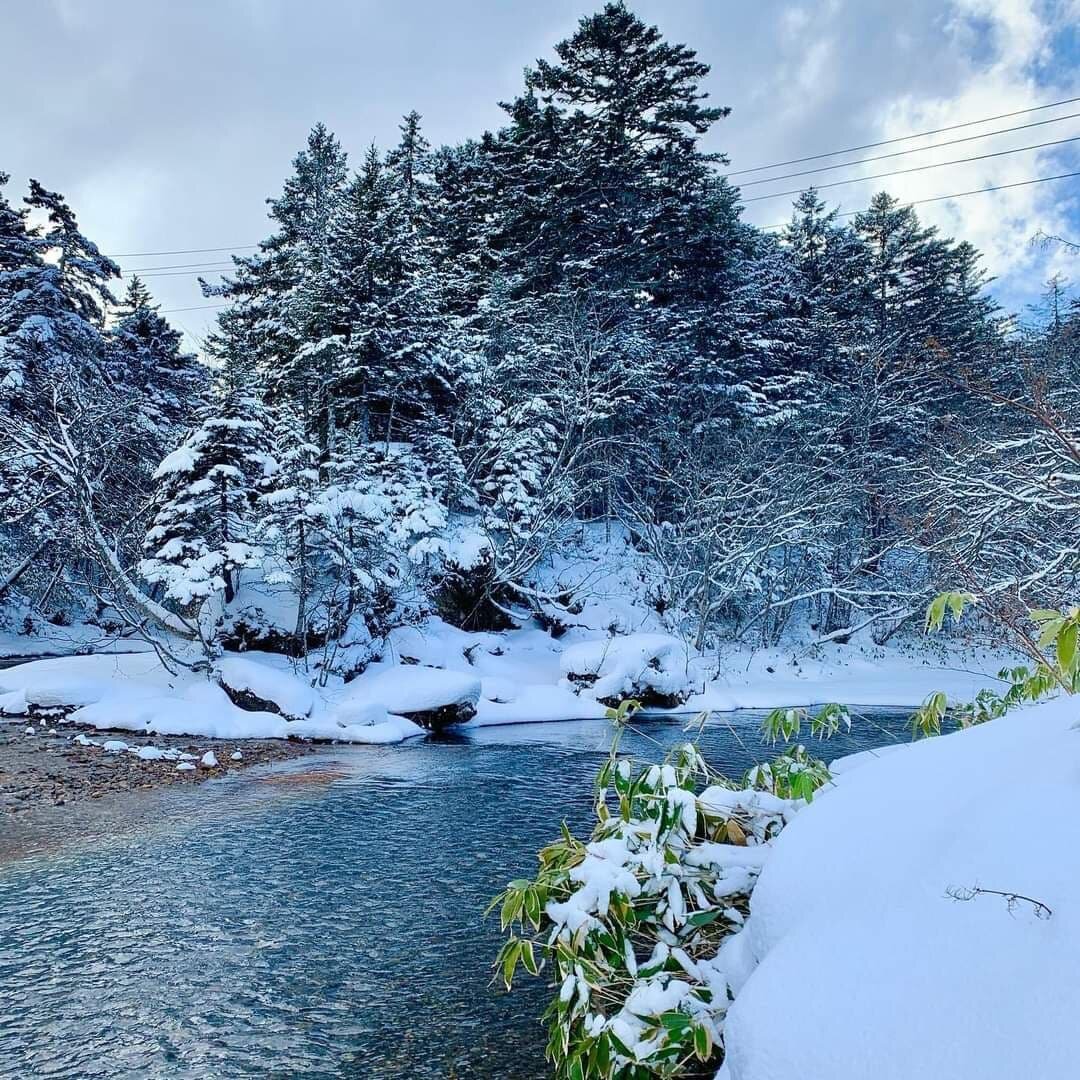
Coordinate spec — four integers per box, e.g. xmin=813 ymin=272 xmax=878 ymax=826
xmin=0 ymin=710 xmax=909 ymax=1079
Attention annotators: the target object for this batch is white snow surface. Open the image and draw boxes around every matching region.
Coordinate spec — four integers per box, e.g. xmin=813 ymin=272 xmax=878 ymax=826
xmin=0 ymin=611 xmax=1016 ymax=745
xmin=0 ymin=527 xmax=1019 ymax=746
xmin=718 ymin=694 xmax=1080 ymax=1080
xmin=0 ymin=653 xmax=427 ymax=745
xmin=339 ymin=663 xmax=481 ymax=716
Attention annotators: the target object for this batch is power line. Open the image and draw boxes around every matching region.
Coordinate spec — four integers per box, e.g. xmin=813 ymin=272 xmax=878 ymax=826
xmin=743 ymin=132 xmax=1080 ymax=203
xmin=113 ymin=243 xmax=259 ymax=258
xmin=121 ymin=264 xmax=234 ymax=279
xmin=760 ymin=168 xmax=1080 ymax=230
xmin=144 ymin=171 xmax=1080 ymax=303
xmin=122 ymin=259 xmax=238 ymax=274
xmin=157 ymin=302 xmax=228 ymax=315
xmin=107 ymin=98 xmax=1080 ymax=264
xmin=725 ymin=93 xmax=1080 ymax=177
xmin=738 ymin=109 xmax=1080 ymax=189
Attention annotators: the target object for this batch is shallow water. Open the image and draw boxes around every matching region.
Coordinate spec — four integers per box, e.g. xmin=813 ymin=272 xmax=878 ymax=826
xmin=0 ymin=709 xmax=909 ymax=1078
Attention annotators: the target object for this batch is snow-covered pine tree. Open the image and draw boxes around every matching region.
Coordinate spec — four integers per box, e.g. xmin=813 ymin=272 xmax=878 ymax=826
xmin=509 ymin=0 xmax=731 ymax=302
xmin=141 ymin=373 xmax=276 ymax=631
xmin=210 ymin=124 xmax=348 ymax=466
xmin=258 ymin=406 xmax=326 ymax=653
xmin=1 ymin=180 xmax=119 ymax=602
xmin=333 ymin=116 xmax=452 ymax=443
xmin=106 ymin=276 xmax=207 ymax=438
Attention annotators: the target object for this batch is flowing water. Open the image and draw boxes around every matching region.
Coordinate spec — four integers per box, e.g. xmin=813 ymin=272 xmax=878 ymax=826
xmin=0 ymin=709 xmax=910 ymax=1078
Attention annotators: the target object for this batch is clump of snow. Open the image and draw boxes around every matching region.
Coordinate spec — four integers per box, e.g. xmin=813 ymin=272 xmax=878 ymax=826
xmin=153 ymin=444 xmax=198 ymax=477
xmin=560 ymin=633 xmax=695 ymax=707
xmin=230 ymin=750 xmax=243 ymax=761
xmin=719 ymin=695 xmax=1080 ymax=1080
xmin=0 ymin=689 xmax=28 ymax=716
xmin=134 ymin=746 xmax=171 ymax=761
xmin=102 ymin=740 xmax=129 ymax=753
xmin=200 ymin=750 xmax=218 ymax=768
xmin=176 ymin=762 xmax=196 ymax=772
xmin=339 ymin=664 xmax=481 ymax=721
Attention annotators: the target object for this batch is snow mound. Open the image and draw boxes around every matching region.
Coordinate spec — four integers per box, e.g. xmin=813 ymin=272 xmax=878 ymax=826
xmin=0 ymin=652 xmax=426 ymax=745
xmin=0 ymin=653 xmax=181 ymax=709
xmin=560 ymin=633 xmax=694 ymax=708
xmin=0 ymin=689 xmax=28 ymax=716
xmin=340 ymin=664 xmax=481 ymax=728
xmin=217 ymin=653 xmax=316 ymax=718
xmin=720 ymin=695 xmax=1080 ymax=1080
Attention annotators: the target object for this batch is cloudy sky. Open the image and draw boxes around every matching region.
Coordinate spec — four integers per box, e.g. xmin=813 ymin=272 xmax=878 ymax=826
xmin=3 ymin=0 xmax=1079 ymax=351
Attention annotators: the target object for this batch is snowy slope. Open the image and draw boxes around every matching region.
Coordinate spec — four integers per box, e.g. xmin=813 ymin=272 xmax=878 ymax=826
xmin=718 ymin=694 xmax=1080 ymax=1080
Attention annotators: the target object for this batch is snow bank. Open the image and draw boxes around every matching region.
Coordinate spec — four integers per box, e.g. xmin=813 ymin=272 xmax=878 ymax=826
xmin=561 ymin=633 xmax=696 ymax=707
xmin=335 ymin=663 xmax=481 ymax=727
xmin=689 ymin=644 xmax=1006 ymax=713
xmin=349 ymin=664 xmax=480 ymax=714
xmin=0 ymin=652 xmax=182 ymax=709
xmin=719 ymin=695 xmax=1080 ymax=1080
xmin=0 ymin=653 xmax=425 ymax=745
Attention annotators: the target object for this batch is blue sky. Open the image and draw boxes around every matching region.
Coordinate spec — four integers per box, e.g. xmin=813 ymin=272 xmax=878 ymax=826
xmin=3 ymin=0 xmax=1079 ymax=347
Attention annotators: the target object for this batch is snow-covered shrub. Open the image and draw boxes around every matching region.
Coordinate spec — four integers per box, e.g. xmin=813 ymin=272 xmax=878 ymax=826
xmin=494 ymin=710 xmax=826 ymax=1079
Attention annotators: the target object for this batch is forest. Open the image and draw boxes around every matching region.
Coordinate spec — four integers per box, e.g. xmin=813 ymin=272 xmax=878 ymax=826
xmin=1 ymin=1 xmax=1077 ymax=670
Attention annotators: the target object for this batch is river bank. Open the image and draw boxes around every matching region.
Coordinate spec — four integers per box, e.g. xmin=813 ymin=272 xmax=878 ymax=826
xmin=0 ymin=718 xmax=311 ymax=828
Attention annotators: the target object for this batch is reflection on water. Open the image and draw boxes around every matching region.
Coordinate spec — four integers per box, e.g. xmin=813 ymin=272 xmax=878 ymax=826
xmin=0 ymin=710 xmax=909 ymax=1078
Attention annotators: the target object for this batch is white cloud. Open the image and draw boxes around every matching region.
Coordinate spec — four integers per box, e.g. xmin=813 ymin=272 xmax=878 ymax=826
xmin=858 ymin=0 xmax=1078 ymax=302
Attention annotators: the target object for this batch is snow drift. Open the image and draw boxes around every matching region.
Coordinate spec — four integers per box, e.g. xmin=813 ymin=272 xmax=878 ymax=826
xmin=718 ymin=694 xmax=1080 ymax=1080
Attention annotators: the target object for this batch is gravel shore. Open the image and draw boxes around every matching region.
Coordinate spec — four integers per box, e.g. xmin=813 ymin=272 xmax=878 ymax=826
xmin=0 ymin=717 xmax=312 ymax=821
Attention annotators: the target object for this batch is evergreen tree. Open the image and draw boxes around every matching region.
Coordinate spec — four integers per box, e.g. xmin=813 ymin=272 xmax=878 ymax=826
xmin=141 ymin=379 xmax=276 ymax=617
xmin=214 ymin=124 xmax=349 ymax=464
xmin=333 ymin=119 xmax=451 ymax=440
xmin=106 ymin=276 xmax=207 ymax=435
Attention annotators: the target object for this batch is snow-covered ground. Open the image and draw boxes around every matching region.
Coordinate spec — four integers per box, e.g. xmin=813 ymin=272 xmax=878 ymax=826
xmin=717 ymin=692 xmax=1080 ymax=1080
xmin=0 ymin=614 xmax=1013 ymax=745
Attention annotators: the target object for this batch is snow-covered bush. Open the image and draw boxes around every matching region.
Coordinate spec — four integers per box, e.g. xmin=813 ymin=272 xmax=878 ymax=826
xmin=494 ymin=708 xmax=826 ymax=1079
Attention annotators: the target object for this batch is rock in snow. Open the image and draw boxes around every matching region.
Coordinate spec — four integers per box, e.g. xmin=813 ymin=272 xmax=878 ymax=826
xmin=340 ymin=665 xmax=482 ymax=729
xmin=0 ymin=689 xmax=28 ymax=716
xmin=560 ymin=633 xmax=695 ymax=709
xmin=217 ymin=654 xmax=316 ymax=719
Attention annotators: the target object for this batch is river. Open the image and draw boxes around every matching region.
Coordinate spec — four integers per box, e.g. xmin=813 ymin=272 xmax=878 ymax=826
xmin=0 ymin=708 xmax=910 ymax=1078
